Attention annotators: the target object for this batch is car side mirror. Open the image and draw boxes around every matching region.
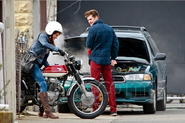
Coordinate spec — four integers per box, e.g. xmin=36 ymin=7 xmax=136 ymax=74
xmin=154 ymin=53 xmax=166 ymax=61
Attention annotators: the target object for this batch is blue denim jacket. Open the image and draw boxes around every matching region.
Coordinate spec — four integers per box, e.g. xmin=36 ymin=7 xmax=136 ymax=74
xmin=86 ymin=19 xmax=119 ymax=65
xmin=29 ymin=32 xmax=59 ymax=67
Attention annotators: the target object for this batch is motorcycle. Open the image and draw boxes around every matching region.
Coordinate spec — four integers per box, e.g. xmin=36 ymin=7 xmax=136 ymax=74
xmin=20 ymin=52 xmax=108 ymax=119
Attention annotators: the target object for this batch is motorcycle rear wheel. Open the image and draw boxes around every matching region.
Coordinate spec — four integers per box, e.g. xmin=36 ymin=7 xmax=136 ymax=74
xmin=68 ymin=80 xmax=108 ymax=119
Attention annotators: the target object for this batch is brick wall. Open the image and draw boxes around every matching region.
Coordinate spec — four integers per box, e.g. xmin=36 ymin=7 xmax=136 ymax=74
xmin=15 ymin=0 xmax=33 ymax=46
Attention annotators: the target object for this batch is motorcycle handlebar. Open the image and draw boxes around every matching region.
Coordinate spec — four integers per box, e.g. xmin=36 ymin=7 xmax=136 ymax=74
xmin=53 ymin=52 xmax=70 ymax=61
xmin=53 ymin=52 xmax=68 ymax=56
xmin=53 ymin=52 xmax=60 ymax=55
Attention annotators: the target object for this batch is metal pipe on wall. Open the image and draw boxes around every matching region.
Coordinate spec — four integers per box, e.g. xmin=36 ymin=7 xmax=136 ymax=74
xmin=47 ymin=0 xmax=57 ymax=21
xmin=52 ymin=0 xmax=55 ymax=21
xmin=2 ymin=0 xmax=7 ymax=105
xmin=5 ymin=0 xmax=16 ymax=119
xmin=0 ymin=22 xmax=4 ymax=104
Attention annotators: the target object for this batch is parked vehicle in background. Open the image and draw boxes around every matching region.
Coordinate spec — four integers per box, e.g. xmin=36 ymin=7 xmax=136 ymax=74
xmin=58 ymin=26 xmax=167 ymax=114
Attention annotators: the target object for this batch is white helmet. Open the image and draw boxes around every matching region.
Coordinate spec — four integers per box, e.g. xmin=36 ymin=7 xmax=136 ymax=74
xmin=45 ymin=21 xmax=63 ymax=35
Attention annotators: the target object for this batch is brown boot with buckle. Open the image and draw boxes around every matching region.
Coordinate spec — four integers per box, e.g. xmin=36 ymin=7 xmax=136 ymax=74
xmin=40 ymin=92 xmax=59 ymax=119
xmin=38 ymin=106 xmax=44 ymax=117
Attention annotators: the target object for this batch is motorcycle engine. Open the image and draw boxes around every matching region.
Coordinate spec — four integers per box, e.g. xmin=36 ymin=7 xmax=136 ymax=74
xmin=47 ymin=78 xmax=61 ymax=106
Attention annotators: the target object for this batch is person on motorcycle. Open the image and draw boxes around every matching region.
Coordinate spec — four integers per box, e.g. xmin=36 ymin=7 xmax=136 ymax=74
xmin=85 ymin=9 xmax=119 ymax=116
xmin=29 ymin=21 xmax=65 ymax=119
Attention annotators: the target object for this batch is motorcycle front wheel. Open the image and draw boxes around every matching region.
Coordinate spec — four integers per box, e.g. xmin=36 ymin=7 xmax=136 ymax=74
xmin=68 ymin=80 xmax=108 ymax=119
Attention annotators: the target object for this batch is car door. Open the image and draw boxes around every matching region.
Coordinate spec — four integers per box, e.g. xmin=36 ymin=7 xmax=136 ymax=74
xmin=147 ymin=37 xmax=166 ymax=99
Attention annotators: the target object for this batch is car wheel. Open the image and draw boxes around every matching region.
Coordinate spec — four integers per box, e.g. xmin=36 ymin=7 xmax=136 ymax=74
xmin=156 ymin=85 xmax=167 ymax=111
xmin=58 ymin=103 xmax=71 ymax=113
xmin=143 ymin=89 xmax=156 ymax=114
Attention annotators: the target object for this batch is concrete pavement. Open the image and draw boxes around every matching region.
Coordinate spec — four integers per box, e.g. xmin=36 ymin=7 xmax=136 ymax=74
xmin=15 ymin=105 xmax=125 ymax=123
xmin=14 ymin=100 xmax=185 ymax=123
xmin=15 ymin=110 xmax=118 ymax=123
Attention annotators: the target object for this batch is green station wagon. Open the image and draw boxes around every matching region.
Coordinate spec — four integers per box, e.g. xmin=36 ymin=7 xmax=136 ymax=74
xmin=58 ymin=26 xmax=167 ymax=114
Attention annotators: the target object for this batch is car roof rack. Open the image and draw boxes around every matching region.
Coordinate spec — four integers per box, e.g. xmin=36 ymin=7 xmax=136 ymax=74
xmin=111 ymin=26 xmax=147 ymax=32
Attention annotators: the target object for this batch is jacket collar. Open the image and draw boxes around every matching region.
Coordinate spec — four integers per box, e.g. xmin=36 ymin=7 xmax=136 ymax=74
xmin=93 ymin=19 xmax=103 ymax=25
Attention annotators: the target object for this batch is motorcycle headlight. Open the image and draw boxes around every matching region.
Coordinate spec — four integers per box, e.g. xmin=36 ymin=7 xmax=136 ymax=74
xmin=75 ymin=60 xmax=83 ymax=70
xmin=125 ymin=74 xmax=152 ymax=81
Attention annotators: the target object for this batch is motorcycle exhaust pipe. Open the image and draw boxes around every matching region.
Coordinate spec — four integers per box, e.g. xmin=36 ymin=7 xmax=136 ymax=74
xmin=59 ymin=84 xmax=65 ymax=96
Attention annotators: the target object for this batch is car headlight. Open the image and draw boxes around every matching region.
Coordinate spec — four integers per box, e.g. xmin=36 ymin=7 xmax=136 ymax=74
xmin=124 ymin=74 xmax=152 ymax=81
xmin=75 ymin=60 xmax=83 ymax=70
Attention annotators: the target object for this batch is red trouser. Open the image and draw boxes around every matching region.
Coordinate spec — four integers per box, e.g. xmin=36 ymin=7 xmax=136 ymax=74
xmin=90 ymin=61 xmax=117 ymax=113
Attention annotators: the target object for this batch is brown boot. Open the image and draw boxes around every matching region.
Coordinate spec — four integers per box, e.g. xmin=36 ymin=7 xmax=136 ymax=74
xmin=38 ymin=106 xmax=44 ymax=117
xmin=40 ymin=92 xmax=59 ymax=119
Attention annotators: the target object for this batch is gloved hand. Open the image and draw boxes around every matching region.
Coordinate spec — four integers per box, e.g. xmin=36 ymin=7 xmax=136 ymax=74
xmin=58 ymin=49 xmax=65 ymax=56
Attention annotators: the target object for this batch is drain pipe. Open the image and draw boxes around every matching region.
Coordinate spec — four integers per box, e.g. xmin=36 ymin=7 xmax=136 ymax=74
xmin=0 ymin=22 xmax=9 ymax=110
xmin=0 ymin=22 xmax=6 ymax=108
xmin=51 ymin=0 xmax=56 ymax=21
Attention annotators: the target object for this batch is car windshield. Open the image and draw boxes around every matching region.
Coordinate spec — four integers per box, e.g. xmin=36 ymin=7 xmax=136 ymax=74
xmin=118 ymin=38 xmax=150 ymax=62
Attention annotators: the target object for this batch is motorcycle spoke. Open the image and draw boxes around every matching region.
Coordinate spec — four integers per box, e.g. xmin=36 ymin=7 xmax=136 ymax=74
xmin=72 ymin=83 xmax=104 ymax=114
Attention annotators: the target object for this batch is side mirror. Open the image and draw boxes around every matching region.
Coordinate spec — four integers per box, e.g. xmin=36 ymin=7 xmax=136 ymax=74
xmin=154 ymin=53 xmax=166 ymax=61
xmin=69 ymin=55 xmax=75 ymax=62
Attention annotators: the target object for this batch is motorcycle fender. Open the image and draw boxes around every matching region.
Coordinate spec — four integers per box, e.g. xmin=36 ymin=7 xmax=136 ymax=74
xmin=66 ymin=77 xmax=95 ymax=96
xmin=66 ymin=82 xmax=78 ymax=96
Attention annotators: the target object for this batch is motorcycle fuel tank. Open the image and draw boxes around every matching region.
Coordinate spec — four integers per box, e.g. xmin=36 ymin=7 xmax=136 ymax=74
xmin=42 ymin=65 xmax=68 ymax=77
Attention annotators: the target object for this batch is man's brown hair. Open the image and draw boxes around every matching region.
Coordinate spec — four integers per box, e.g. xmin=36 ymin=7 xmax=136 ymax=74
xmin=85 ymin=9 xmax=99 ymax=18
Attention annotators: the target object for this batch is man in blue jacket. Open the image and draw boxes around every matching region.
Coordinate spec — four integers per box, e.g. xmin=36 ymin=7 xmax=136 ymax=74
xmin=85 ymin=9 xmax=119 ymax=116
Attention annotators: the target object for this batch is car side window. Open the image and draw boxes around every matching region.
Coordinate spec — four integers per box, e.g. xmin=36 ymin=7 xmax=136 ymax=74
xmin=147 ymin=37 xmax=160 ymax=56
